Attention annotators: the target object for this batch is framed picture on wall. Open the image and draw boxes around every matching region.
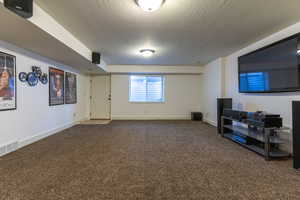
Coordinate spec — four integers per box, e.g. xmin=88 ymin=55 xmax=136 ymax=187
xmin=65 ymin=72 xmax=77 ymax=104
xmin=0 ymin=52 xmax=16 ymax=111
xmin=49 ymin=67 xmax=64 ymax=106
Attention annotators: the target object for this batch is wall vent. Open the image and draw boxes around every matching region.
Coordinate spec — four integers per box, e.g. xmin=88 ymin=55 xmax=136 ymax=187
xmin=0 ymin=146 xmax=6 ymax=156
xmin=6 ymin=142 xmax=18 ymax=154
xmin=0 ymin=142 xmax=19 ymax=156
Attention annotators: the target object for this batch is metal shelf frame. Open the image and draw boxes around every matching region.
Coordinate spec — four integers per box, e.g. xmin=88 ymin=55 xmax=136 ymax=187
xmin=221 ymin=116 xmax=290 ymax=161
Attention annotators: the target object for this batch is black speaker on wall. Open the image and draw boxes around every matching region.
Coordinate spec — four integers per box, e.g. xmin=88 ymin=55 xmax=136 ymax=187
xmin=217 ymin=98 xmax=232 ymax=134
xmin=92 ymin=52 xmax=101 ymax=64
xmin=4 ymin=0 xmax=33 ymax=19
xmin=292 ymin=101 xmax=300 ymax=170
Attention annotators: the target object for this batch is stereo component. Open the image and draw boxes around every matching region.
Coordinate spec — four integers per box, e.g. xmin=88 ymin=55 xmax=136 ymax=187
xmin=92 ymin=52 xmax=101 ymax=64
xmin=223 ymin=109 xmax=247 ymax=122
xmin=247 ymin=111 xmax=282 ymax=128
xmin=217 ymin=98 xmax=232 ymax=134
xmin=4 ymin=0 xmax=33 ymax=19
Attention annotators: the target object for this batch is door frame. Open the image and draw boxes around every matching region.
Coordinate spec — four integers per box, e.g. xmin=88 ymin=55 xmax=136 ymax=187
xmin=90 ymin=74 xmax=111 ymax=120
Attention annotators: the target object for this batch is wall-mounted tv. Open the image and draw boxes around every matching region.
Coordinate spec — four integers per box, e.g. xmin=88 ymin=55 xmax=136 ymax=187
xmin=238 ymin=33 xmax=300 ymax=93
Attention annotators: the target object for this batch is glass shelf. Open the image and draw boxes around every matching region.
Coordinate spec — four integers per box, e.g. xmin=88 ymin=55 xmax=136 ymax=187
xmin=223 ymin=133 xmax=290 ymax=158
xmin=223 ymin=125 xmax=285 ymax=144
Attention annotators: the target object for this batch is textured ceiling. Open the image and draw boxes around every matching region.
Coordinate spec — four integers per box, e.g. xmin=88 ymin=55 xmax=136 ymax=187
xmin=35 ymin=0 xmax=300 ymax=66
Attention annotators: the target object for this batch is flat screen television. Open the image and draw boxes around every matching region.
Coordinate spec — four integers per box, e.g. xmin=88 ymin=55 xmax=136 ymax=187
xmin=238 ymin=33 xmax=300 ymax=93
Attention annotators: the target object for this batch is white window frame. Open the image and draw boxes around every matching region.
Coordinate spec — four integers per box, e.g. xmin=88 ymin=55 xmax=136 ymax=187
xmin=129 ymin=75 xmax=165 ymax=103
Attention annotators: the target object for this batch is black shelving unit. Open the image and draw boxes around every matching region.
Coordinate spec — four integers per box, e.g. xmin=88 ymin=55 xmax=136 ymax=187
xmin=221 ymin=116 xmax=290 ymax=160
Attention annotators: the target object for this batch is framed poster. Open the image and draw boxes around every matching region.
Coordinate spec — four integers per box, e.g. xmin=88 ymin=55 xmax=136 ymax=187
xmin=49 ymin=67 xmax=64 ymax=106
xmin=0 ymin=52 xmax=16 ymax=111
xmin=65 ymin=72 xmax=77 ymax=104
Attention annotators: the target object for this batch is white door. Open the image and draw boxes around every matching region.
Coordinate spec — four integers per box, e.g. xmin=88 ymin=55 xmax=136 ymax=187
xmin=90 ymin=75 xmax=111 ymax=119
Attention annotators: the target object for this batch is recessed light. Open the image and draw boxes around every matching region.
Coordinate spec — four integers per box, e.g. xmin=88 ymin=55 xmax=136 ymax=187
xmin=297 ymin=49 xmax=300 ymax=54
xmin=140 ymin=49 xmax=155 ymax=57
xmin=135 ymin=0 xmax=165 ymax=12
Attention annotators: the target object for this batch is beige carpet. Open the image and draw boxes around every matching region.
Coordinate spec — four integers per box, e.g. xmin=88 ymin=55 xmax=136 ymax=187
xmin=0 ymin=121 xmax=299 ymax=200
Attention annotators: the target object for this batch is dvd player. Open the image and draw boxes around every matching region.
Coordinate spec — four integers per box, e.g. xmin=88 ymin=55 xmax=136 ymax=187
xmin=223 ymin=109 xmax=247 ymax=122
xmin=247 ymin=111 xmax=282 ymax=128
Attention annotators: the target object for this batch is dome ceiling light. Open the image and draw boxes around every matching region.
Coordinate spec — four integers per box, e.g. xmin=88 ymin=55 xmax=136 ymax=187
xmin=135 ymin=0 xmax=165 ymax=12
xmin=140 ymin=49 xmax=155 ymax=57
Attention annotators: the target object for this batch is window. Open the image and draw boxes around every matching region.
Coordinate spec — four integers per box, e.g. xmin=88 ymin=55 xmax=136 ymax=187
xmin=129 ymin=75 xmax=165 ymax=102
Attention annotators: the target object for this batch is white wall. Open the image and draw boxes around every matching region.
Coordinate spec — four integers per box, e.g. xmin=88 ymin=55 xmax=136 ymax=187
xmin=202 ymin=58 xmax=226 ymax=125
xmin=111 ymin=74 xmax=203 ymax=120
xmin=0 ymin=40 xmax=90 ymax=155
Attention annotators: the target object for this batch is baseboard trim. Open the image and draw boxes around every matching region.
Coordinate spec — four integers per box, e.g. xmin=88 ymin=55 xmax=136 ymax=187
xmin=111 ymin=114 xmax=191 ymax=120
xmin=0 ymin=119 xmax=82 ymax=157
xmin=90 ymin=118 xmax=111 ymax=120
xmin=79 ymin=117 xmax=91 ymax=123
xmin=203 ymin=118 xmax=217 ymax=127
xmin=18 ymin=121 xmax=76 ymax=149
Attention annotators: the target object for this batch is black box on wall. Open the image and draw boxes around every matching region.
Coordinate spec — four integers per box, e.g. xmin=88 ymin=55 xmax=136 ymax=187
xmin=92 ymin=52 xmax=101 ymax=64
xmin=4 ymin=0 xmax=33 ymax=19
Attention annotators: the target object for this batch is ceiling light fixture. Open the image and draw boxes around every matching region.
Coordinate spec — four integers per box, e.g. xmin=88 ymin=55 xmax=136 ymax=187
xmin=135 ymin=0 xmax=165 ymax=12
xmin=140 ymin=49 xmax=155 ymax=57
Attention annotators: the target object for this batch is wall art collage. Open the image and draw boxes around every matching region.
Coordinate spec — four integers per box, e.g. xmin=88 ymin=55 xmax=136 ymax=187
xmin=0 ymin=51 xmax=77 ymax=111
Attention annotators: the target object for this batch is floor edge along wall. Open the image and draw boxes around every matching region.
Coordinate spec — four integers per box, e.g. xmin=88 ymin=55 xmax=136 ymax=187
xmin=0 ymin=119 xmax=85 ymax=157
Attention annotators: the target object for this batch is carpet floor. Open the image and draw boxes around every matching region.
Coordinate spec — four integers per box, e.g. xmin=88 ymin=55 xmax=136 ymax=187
xmin=0 ymin=121 xmax=299 ymax=200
